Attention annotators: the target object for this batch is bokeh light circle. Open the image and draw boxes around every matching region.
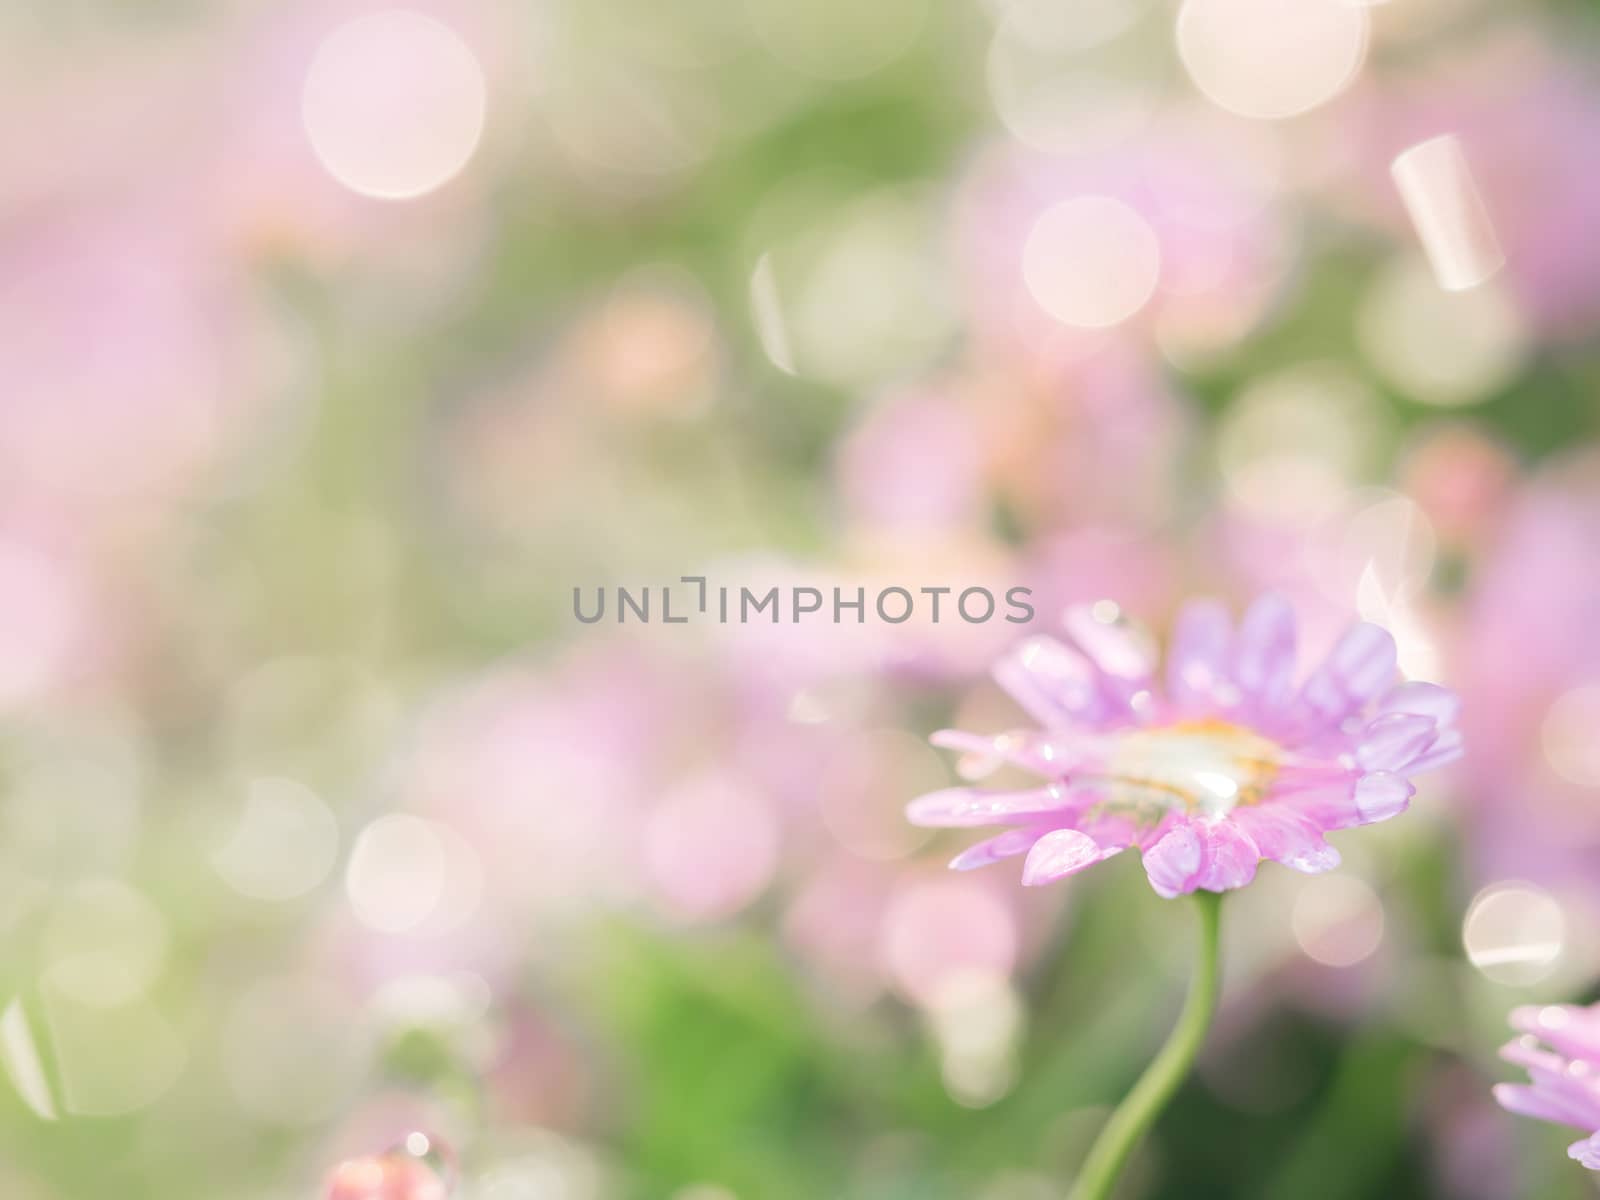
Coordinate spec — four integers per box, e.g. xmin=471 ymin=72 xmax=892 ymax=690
xmin=776 ymin=187 xmax=958 ymax=386
xmin=345 ymin=814 xmax=483 ymax=934
xmin=1177 ymin=0 xmax=1368 ymax=120
xmin=1022 ymin=196 xmax=1161 ymax=328
xmin=302 ymin=10 xmax=487 ymax=200
xmin=211 ymin=777 xmax=340 ymax=903
xmin=1218 ymin=362 xmax=1383 ymax=525
xmin=1290 ymin=875 xmax=1385 ymax=968
xmin=985 ymin=6 xmax=1166 ymax=154
xmin=1463 ymin=883 xmax=1566 ymax=985
xmin=1358 ymin=257 xmax=1527 ymax=407
xmin=43 ymin=881 xmax=169 ymax=1008
xmin=1542 ymin=685 xmax=1600 ymax=788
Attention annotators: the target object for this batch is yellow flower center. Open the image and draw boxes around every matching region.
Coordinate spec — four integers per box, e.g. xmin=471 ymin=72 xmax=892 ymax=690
xmin=1096 ymin=718 xmax=1282 ymax=818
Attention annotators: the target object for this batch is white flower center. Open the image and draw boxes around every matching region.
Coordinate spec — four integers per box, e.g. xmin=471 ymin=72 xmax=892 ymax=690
xmin=1097 ymin=719 xmax=1282 ymax=818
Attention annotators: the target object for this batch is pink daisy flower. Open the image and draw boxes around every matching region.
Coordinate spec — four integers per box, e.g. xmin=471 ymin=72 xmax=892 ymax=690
xmin=907 ymin=594 xmax=1461 ymax=896
xmin=1495 ymin=1004 xmax=1600 ymax=1170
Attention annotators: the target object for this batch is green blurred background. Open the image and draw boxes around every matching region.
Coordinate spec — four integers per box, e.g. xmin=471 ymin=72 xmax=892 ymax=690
xmin=2 ymin=0 xmax=1600 ymax=1196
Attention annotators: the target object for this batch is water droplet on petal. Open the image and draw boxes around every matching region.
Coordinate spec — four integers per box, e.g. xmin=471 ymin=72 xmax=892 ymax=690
xmin=956 ymin=732 xmax=1024 ymax=781
xmin=1540 ymin=1006 xmax=1572 ymax=1030
xmin=1090 ymin=599 xmax=1121 ymax=624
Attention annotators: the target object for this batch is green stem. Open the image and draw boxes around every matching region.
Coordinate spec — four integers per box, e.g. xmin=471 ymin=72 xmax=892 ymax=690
xmin=1068 ymin=889 xmax=1224 ymax=1200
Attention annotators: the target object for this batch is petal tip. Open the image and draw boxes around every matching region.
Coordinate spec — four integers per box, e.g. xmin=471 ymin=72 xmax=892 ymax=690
xmin=1354 ymin=772 xmax=1415 ymax=824
xmin=1570 ymin=1132 xmax=1600 ymax=1170
xmin=1021 ymin=828 xmax=1112 ymax=886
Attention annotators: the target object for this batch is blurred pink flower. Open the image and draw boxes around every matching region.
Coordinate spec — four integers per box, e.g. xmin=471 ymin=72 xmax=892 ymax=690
xmin=0 ymin=525 xmax=101 ymax=710
xmin=324 ymin=1151 xmax=449 ymax=1200
xmin=1021 ymin=525 xmax=1179 ymax=634
xmin=401 ymin=643 xmax=673 ymax=918
xmin=908 ymin=594 xmax=1460 ymax=896
xmin=960 ymin=349 xmax=1191 ymax=532
xmin=1495 ymin=1004 xmax=1600 ymax=1170
xmin=325 ymin=1093 xmax=456 ymax=1156
xmin=1427 ymin=1067 xmax=1518 ymax=1200
xmin=482 ymin=1002 xmax=595 ymax=1131
xmin=881 ymin=871 xmax=1019 ymax=1008
xmin=0 ymin=208 xmax=237 ymax=508
xmin=783 ymin=855 xmax=898 ymax=1006
xmin=1447 ymin=452 xmax=1600 ymax=886
xmin=1398 ymin=424 xmax=1516 ymax=551
xmin=398 ymin=634 xmax=864 ymax=935
xmin=836 ymin=387 xmax=986 ymax=535
xmin=644 ymin=769 xmax=780 ymax=923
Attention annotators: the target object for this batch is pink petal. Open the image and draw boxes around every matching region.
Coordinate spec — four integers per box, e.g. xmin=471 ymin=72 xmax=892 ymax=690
xmin=1233 ymin=593 xmax=1297 ymax=711
xmin=1274 ymin=775 xmax=1367 ymax=831
xmin=1569 ymin=1133 xmax=1600 ymax=1170
xmin=1231 ymin=806 xmax=1340 ymax=874
xmin=1021 ymin=828 xmax=1118 ymax=886
xmin=1165 ymin=597 xmax=1235 ymax=711
xmin=1142 ymin=824 xmax=1204 ymax=899
xmin=1510 ymin=1006 xmax=1600 ymax=1064
xmin=1499 ymin=1037 xmax=1567 ymax=1075
xmin=1405 ymin=728 xmax=1463 ymax=774
xmin=1080 ymin=811 xmax=1165 ymax=853
xmin=1377 ymin=680 xmax=1460 ymax=728
xmin=993 ymin=636 xmax=1107 ymax=729
xmin=907 ymin=785 xmax=1079 ymax=828
xmin=1494 ymin=1082 xmax=1600 ymax=1131
xmin=1194 ymin=820 xmax=1260 ymax=892
xmin=1356 ymin=712 xmax=1439 ymax=772
xmin=1062 ymin=604 xmax=1155 ymax=685
xmin=949 ymin=828 xmax=1046 ymax=871
xmin=1353 ymin=772 xmax=1415 ymax=824
xmin=930 ymin=728 xmax=1081 ymax=777
xmin=1297 ymin=622 xmax=1398 ymax=726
